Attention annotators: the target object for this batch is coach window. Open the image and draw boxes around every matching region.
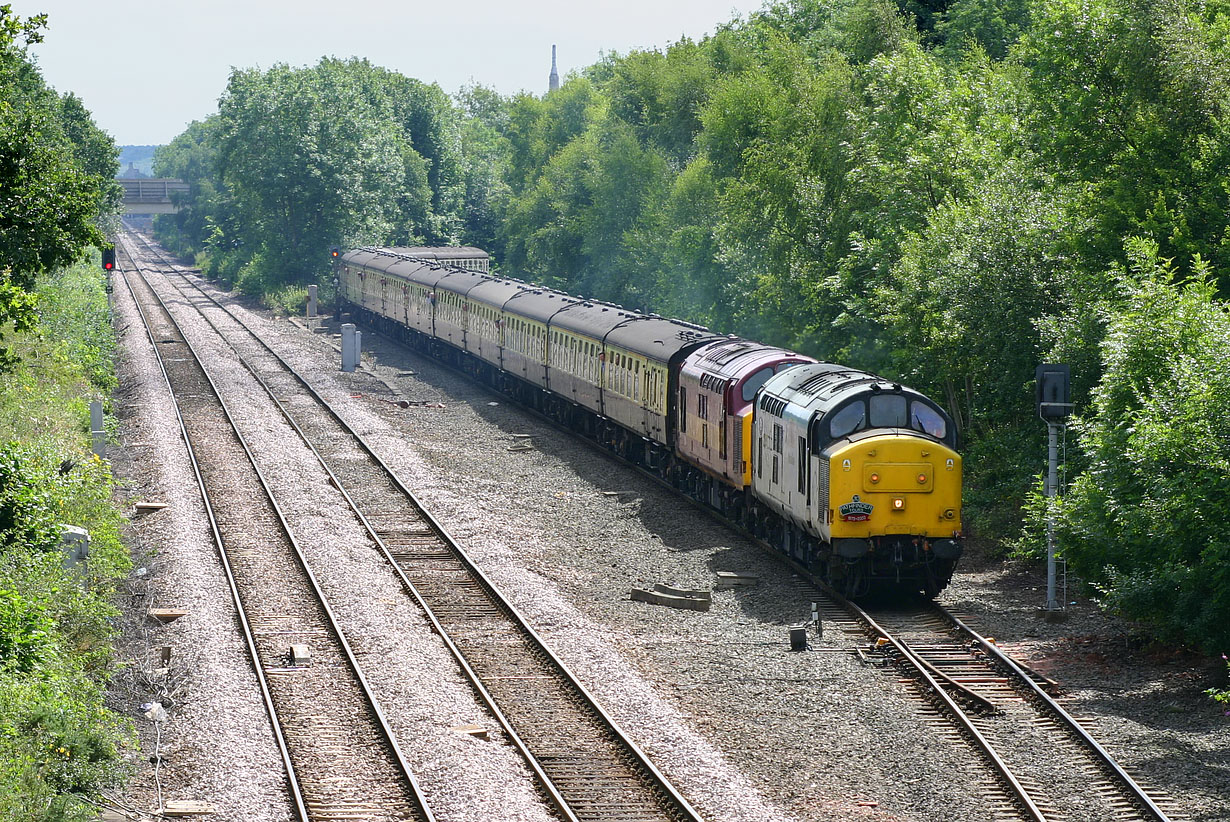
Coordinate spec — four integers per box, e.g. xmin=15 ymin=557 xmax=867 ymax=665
xmin=870 ymin=393 xmax=909 ymax=428
xmin=829 ymin=401 xmax=865 ymax=439
xmin=742 ymin=367 xmax=774 ymax=402
xmin=910 ymin=402 xmax=947 ymax=440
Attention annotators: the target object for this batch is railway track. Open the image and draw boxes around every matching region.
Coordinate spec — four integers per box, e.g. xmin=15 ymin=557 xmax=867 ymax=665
xmin=120 ymin=228 xmax=704 ymax=822
xmin=115 ymin=239 xmax=434 ymax=822
xmin=829 ymin=590 xmax=1184 ymax=822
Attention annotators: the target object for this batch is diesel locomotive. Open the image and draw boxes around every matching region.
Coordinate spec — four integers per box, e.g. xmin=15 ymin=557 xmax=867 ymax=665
xmin=337 ymin=246 xmax=963 ymax=596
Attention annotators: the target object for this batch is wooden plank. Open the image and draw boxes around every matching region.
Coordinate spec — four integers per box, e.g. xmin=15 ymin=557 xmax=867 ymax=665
xmin=147 ymin=608 xmax=187 ymax=623
xmin=163 ymin=799 xmax=215 ymax=815
xmin=631 ymin=587 xmax=711 ymax=612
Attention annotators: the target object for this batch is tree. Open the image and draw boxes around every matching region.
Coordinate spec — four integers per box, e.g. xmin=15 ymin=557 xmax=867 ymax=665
xmin=1019 ymin=0 xmax=1230 ymax=284
xmin=216 ymin=59 xmax=407 ymax=290
xmin=0 ymin=6 xmax=118 ymax=367
xmin=1060 ymin=241 xmax=1230 ymax=652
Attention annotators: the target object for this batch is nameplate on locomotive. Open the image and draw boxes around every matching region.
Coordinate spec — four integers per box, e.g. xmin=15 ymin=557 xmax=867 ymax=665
xmin=839 ymin=495 xmax=874 ymax=522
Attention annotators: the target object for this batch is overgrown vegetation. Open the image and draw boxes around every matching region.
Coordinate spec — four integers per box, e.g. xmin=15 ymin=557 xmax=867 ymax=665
xmin=155 ymin=0 xmax=1230 ymax=656
xmin=0 ymin=260 xmax=135 ymax=818
xmin=0 ymin=5 xmax=134 ymax=816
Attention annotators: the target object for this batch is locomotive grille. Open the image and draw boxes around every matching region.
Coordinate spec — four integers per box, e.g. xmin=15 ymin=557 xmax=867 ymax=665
xmin=733 ymin=417 xmax=743 ymax=473
xmin=817 ymin=462 xmax=830 ymax=511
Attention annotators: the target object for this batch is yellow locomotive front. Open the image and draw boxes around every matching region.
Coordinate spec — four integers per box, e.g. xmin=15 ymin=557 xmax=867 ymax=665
xmin=751 ymin=364 xmax=963 ymax=597
xmin=824 ymin=433 xmax=963 ymax=594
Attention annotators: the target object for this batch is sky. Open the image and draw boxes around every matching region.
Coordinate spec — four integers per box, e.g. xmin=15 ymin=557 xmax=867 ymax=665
xmin=22 ymin=0 xmax=752 ymax=146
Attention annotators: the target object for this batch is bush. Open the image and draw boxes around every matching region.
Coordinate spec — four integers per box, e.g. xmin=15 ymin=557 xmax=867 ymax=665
xmin=264 ymin=284 xmax=309 ymax=316
xmin=1207 ymin=655 xmax=1230 ymax=716
xmin=0 ymin=260 xmax=133 ymax=817
xmin=1060 ymin=241 xmax=1230 ymax=653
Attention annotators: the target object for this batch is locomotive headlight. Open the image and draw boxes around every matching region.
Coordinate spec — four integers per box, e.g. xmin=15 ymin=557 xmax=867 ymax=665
xmin=892 ymin=497 xmax=905 ymax=510
xmin=917 ymin=473 xmax=928 ymax=484
xmin=869 ymin=472 xmax=880 ymax=484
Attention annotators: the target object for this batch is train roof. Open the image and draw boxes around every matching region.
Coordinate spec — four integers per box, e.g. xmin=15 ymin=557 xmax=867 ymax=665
xmin=385 ymin=246 xmax=489 ymax=261
xmin=342 ymin=248 xmax=449 ymax=283
xmin=606 ymin=316 xmax=716 ymax=365
xmin=466 ymin=277 xmax=532 ymax=309
xmin=683 ymin=338 xmax=815 ymax=380
xmin=432 ymin=268 xmax=493 ymax=296
xmin=760 ymin=362 xmax=887 ymax=414
xmin=502 ymin=288 xmax=581 ymax=324
xmin=550 ymin=301 xmax=642 ymax=342
xmin=341 ymin=248 xmax=395 ymax=271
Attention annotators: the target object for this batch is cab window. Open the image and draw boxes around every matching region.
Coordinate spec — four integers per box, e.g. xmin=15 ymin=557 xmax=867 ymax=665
xmin=742 ymin=367 xmax=775 ymax=402
xmin=869 ymin=394 xmax=908 ymax=428
xmin=910 ymin=401 xmax=947 ymax=439
xmin=829 ymin=401 xmax=865 ymax=438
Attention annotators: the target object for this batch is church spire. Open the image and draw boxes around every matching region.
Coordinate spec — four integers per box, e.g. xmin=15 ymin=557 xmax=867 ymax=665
xmin=549 ymin=44 xmax=559 ymax=93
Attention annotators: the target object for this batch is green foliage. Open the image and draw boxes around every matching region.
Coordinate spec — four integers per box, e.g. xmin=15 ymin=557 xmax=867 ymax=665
xmin=1207 ymin=655 xmax=1230 ymax=714
xmin=0 ymin=6 xmax=119 ymax=370
xmin=0 ymin=666 xmax=132 ymax=821
xmin=33 ymin=263 xmax=117 ymax=394
xmin=0 ymin=257 xmax=133 ymax=815
xmin=1019 ymin=0 xmax=1230 ymax=279
xmin=936 ymin=0 xmax=1030 ymax=58
xmin=217 ymin=59 xmax=409 ymax=288
xmin=1059 ymin=241 xmax=1230 ymax=652
xmin=0 ymin=443 xmax=59 ymax=557
xmin=153 ymin=117 xmax=228 ymax=262
xmin=0 ymin=589 xmax=52 ymax=673
xmin=264 ymin=284 xmax=310 ymax=316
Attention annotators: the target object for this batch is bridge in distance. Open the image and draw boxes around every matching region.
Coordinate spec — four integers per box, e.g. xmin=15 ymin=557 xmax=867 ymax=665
xmin=120 ymin=178 xmax=187 ymax=214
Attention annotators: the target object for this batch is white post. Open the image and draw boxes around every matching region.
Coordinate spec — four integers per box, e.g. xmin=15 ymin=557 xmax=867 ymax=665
xmin=307 ymin=284 xmax=318 ymax=321
xmin=341 ymin=323 xmax=359 ymax=372
xmin=90 ymin=399 xmax=105 ymax=457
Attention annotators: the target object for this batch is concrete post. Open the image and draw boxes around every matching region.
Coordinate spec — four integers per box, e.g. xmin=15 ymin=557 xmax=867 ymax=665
xmin=60 ymin=525 xmax=90 ymax=569
xmin=90 ymin=399 xmax=105 ymax=457
xmin=307 ymin=284 xmax=318 ymax=320
xmin=341 ymin=323 xmax=360 ymax=372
